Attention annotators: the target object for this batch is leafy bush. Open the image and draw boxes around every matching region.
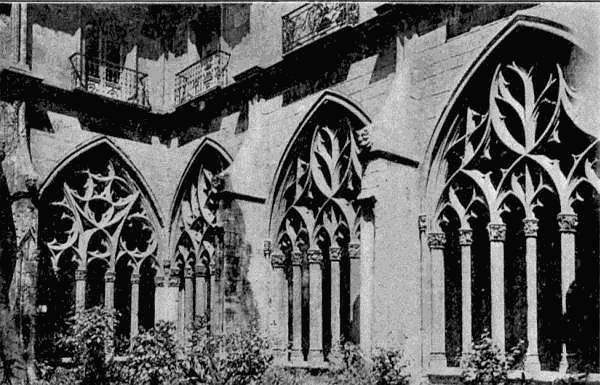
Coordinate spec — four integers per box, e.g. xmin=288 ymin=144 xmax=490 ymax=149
xmin=372 ymin=346 xmax=411 ymax=385
xmin=121 ymin=321 xmax=182 ymax=385
xmin=327 ymin=343 xmax=373 ymax=385
xmin=461 ymin=332 xmax=525 ymax=385
xmin=182 ymin=319 xmax=273 ymax=385
xmin=328 ymin=342 xmax=410 ymax=385
xmin=258 ymin=367 xmax=311 ymax=385
xmin=59 ymin=306 xmax=117 ymax=385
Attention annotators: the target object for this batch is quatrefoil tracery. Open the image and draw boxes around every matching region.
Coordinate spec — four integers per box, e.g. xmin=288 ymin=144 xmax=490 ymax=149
xmin=46 ymin=161 xmax=157 ymax=273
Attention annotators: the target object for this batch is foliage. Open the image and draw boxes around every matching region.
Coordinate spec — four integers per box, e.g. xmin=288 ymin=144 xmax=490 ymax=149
xmin=33 ymin=363 xmax=79 ymax=385
xmin=59 ymin=306 xmax=117 ymax=385
xmin=182 ymin=318 xmax=273 ymax=385
xmin=328 ymin=342 xmax=374 ymax=385
xmin=461 ymin=332 xmax=525 ymax=385
xmin=371 ymin=346 xmax=411 ymax=385
xmin=257 ymin=367 xmax=311 ymax=385
xmin=121 ymin=321 xmax=182 ymax=385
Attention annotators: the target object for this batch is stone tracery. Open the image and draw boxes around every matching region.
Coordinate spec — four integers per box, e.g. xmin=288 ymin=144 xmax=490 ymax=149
xmin=41 ymin=156 xmax=158 ymax=344
xmin=426 ymin=44 xmax=600 ymax=372
xmin=271 ymin=100 xmax=368 ymax=363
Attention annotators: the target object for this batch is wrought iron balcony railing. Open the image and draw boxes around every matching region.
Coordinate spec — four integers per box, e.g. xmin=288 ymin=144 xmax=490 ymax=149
xmin=69 ymin=53 xmax=149 ymax=108
xmin=282 ymin=3 xmax=359 ymax=55
xmin=174 ymin=51 xmax=230 ymax=107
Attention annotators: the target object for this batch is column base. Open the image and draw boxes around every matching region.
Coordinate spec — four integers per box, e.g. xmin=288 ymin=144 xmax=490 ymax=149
xmin=291 ymin=348 xmax=304 ymax=362
xmin=524 ymin=353 xmax=540 ymax=372
xmin=307 ymin=348 xmax=324 ymax=363
xmin=559 ymin=347 xmax=569 ymax=374
xmin=429 ymin=352 xmax=447 ymax=370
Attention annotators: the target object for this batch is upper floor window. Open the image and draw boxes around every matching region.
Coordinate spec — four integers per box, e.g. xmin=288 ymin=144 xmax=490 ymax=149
xmin=84 ymin=23 xmax=125 ymax=81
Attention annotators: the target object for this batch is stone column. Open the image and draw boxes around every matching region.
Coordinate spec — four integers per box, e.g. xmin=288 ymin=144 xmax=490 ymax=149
xmin=130 ymin=273 xmax=140 ymax=338
xmin=359 ymin=197 xmax=375 ymax=355
xmin=523 ymin=218 xmax=541 ymax=372
xmin=459 ymin=229 xmax=472 ymax=357
xmin=209 ymin=261 xmax=221 ymax=333
xmin=153 ymin=275 xmax=167 ymax=322
xmin=428 ymin=232 xmax=446 ymax=369
xmin=488 ymin=222 xmax=506 ymax=352
xmin=271 ymin=254 xmax=288 ymax=361
xmin=330 ymin=247 xmax=341 ymax=353
xmin=558 ymin=213 xmax=578 ymax=373
xmin=184 ymin=266 xmax=194 ymax=330
xmin=195 ymin=263 xmax=208 ymax=323
xmin=166 ymin=272 xmax=180 ymax=323
xmin=291 ymin=252 xmax=303 ymax=361
xmin=75 ymin=269 xmax=86 ymax=312
xmin=308 ymin=249 xmax=324 ymax=362
xmin=104 ymin=271 xmax=115 ymax=311
xmin=419 ymin=215 xmax=431 ymax=369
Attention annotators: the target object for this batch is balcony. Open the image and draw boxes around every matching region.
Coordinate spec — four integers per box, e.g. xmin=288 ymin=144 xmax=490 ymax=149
xmin=69 ymin=53 xmax=149 ymax=109
xmin=174 ymin=51 xmax=230 ymax=107
xmin=282 ymin=3 xmax=359 ymax=55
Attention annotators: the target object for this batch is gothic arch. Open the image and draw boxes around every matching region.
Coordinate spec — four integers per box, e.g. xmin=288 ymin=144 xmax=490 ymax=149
xmin=420 ymin=15 xmax=588 ymax=224
xmin=268 ymin=90 xmax=371 ymax=240
xmin=168 ymin=137 xmax=232 ymax=335
xmin=418 ymin=14 xmax=599 ymax=373
xmin=39 ymin=135 xmax=163 ymax=227
xmin=168 ymin=137 xmax=233 ymax=227
xmin=267 ymin=89 xmax=371 ymax=363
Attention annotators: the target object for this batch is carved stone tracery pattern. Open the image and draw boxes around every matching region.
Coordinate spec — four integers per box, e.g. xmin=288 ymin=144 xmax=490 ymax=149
xmin=45 ymin=161 xmax=158 ymax=274
xmin=273 ymin=112 xmax=366 ymax=252
xmin=173 ymin=164 xmax=223 ymax=270
xmin=433 ymin=61 xmax=599 ymax=228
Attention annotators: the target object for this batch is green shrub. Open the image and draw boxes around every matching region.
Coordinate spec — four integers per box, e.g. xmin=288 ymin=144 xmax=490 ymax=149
xmin=121 ymin=321 xmax=182 ymax=385
xmin=372 ymin=346 xmax=411 ymax=385
xmin=59 ymin=306 xmax=117 ymax=385
xmin=258 ymin=367 xmax=311 ymax=385
xmin=461 ymin=332 xmax=525 ymax=385
xmin=327 ymin=343 xmax=374 ymax=385
xmin=182 ymin=319 xmax=273 ymax=385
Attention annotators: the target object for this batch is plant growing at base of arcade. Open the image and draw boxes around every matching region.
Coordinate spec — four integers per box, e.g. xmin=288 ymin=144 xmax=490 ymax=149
xmin=59 ymin=306 xmax=117 ymax=385
xmin=121 ymin=321 xmax=182 ymax=385
xmin=181 ymin=318 xmax=273 ymax=385
xmin=460 ymin=331 xmax=525 ymax=385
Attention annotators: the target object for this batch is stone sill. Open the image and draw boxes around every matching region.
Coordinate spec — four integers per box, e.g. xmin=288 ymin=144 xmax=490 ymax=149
xmin=275 ymin=359 xmax=330 ymax=371
xmin=429 ymin=367 xmax=600 ymax=384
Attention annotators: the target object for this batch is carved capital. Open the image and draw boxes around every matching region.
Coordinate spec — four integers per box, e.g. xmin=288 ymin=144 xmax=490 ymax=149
xmin=418 ymin=215 xmax=427 ymax=232
xmin=155 ymin=275 xmax=165 ymax=287
xmin=168 ymin=273 xmax=180 ymax=287
xmin=291 ymin=252 xmax=302 ymax=266
xmin=271 ymin=254 xmax=285 ymax=268
xmin=263 ymin=240 xmax=272 ymax=258
xmin=131 ymin=273 xmax=140 ymax=284
xmin=308 ymin=249 xmax=323 ymax=264
xmin=557 ymin=213 xmax=578 ymax=233
xmin=459 ymin=229 xmax=473 ymax=246
xmin=104 ymin=271 xmax=116 ymax=283
xmin=523 ymin=218 xmax=539 ymax=237
xmin=329 ymin=247 xmax=341 ymax=262
xmin=427 ymin=233 xmax=446 ymax=249
xmin=184 ymin=266 xmax=194 ymax=279
xmin=349 ymin=242 xmax=360 ymax=259
xmin=487 ymin=223 xmax=506 ymax=242
xmin=195 ymin=264 xmax=208 ymax=277
xmin=75 ymin=269 xmax=86 ymax=281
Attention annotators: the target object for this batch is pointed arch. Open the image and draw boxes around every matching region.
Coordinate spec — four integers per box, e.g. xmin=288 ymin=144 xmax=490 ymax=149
xmin=169 ymin=137 xmax=233 ymax=226
xmin=420 ymin=14 xmax=587 ymax=220
xmin=39 ymin=135 xmax=163 ymax=227
xmin=268 ymin=90 xmax=371 ymax=240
